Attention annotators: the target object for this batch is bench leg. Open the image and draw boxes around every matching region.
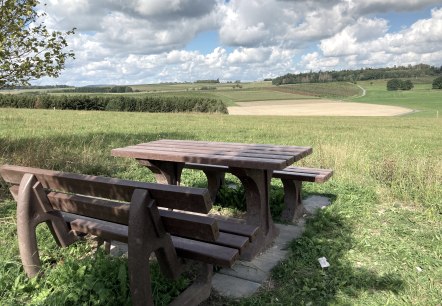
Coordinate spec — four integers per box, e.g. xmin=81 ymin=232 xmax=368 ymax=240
xmin=16 ymin=174 xmax=77 ymax=278
xmin=128 ymin=189 xmax=181 ymax=306
xmin=230 ymin=168 xmax=278 ymax=260
xmin=280 ymin=179 xmax=307 ymax=222
xmin=137 ymin=159 xmax=184 ymax=185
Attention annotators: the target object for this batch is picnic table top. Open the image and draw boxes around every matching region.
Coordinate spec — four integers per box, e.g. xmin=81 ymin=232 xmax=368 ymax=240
xmin=112 ymin=139 xmax=312 ymax=170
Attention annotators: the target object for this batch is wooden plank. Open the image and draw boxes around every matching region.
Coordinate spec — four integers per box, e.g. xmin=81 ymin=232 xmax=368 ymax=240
xmin=160 ymin=209 xmax=259 ymax=242
xmin=48 ymin=192 xmax=130 ymax=223
xmin=172 ymin=236 xmax=239 ymax=267
xmin=273 ymin=167 xmax=333 ymax=183
xmin=70 ymin=218 xmax=128 ymax=243
xmin=0 ymin=165 xmax=212 ymax=213
xmin=136 ymin=142 xmax=307 ymax=157
xmin=185 ymin=163 xmax=333 ymax=183
xmin=215 ymin=232 xmax=249 ymax=255
xmin=151 ymin=139 xmax=312 ymax=153
xmin=158 ymin=209 xmax=219 ymax=242
xmin=112 ymin=147 xmax=289 ymax=169
xmin=47 ymin=193 xmax=219 ymax=241
xmin=277 ymin=166 xmax=333 ymax=174
xmin=130 ymin=144 xmax=296 ymax=161
xmin=216 ymin=220 xmax=259 ymax=242
xmin=68 ymin=216 xmax=239 ymax=267
xmin=273 ymin=172 xmax=319 ymax=182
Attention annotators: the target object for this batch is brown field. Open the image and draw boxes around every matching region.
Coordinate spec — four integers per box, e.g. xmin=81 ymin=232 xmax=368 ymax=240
xmin=227 ymin=99 xmax=413 ymax=116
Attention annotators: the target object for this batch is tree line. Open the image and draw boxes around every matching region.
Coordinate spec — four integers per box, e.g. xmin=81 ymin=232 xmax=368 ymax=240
xmin=55 ymin=86 xmax=135 ymax=93
xmin=272 ymin=64 xmax=442 ymax=85
xmin=0 ymin=94 xmax=228 ymax=114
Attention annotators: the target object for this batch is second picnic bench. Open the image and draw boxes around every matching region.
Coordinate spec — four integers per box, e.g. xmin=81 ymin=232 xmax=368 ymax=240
xmin=0 ymin=164 xmax=258 ymax=306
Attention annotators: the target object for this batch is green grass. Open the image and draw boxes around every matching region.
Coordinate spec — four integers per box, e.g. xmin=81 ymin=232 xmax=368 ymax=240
xmin=0 ymin=107 xmax=441 ymax=305
xmin=352 ymin=80 xmax=442 ymax=117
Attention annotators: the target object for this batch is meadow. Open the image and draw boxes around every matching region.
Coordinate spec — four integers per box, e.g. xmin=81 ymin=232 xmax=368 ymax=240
xmin=351 ymin=80 xmax=442 ymax=117
xmin=0 ymin=80 xmax=441 ymax=305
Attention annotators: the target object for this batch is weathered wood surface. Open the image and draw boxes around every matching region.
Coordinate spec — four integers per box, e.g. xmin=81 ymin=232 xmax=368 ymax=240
xmin=186 ymin=163 xmax=333 ymax=182
xmin=273 ymin=166 xmax=333 ymax=182
xmin=112 ymin=139 xmax=312 ymax=170
xmin=0 ymin=164 xmax=212 ymax=213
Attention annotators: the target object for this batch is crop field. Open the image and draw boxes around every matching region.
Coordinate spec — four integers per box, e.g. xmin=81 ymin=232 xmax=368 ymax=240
xmin=0 ymin=105 xmax=441 ymax=305
xmin=213 ymin=89 xmax=317 ymax=103
xmin=271 ymin=82 xmax=362 ymax=99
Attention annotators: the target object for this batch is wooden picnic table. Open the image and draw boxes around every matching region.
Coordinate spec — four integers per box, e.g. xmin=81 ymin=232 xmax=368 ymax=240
xmin=112 ymin=139 xmax=312 ymax=259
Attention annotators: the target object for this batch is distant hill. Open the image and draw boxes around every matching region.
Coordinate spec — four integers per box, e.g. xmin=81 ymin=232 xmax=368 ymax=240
xmin=272 ymin=64 xmax=442 ymax=85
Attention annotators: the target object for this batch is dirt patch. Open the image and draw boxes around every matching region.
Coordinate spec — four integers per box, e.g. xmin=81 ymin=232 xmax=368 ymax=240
xmin=228 ymin=99 xmax=413 ymax=116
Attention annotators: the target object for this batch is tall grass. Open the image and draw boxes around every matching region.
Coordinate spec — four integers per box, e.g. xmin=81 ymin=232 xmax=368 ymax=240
xmin=0 ymin=108 xmax=441 ymax=305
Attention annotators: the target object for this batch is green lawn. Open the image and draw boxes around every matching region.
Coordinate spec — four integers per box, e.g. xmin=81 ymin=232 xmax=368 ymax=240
xmin=352 ymin=80 xmax=442 ymax=117
xmin=0 ymin=108 xmax=441 ymax=305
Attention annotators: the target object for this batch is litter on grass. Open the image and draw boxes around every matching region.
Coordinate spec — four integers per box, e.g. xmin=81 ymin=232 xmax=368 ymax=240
xmin=318 ymin=257 xmax=330 ymax=268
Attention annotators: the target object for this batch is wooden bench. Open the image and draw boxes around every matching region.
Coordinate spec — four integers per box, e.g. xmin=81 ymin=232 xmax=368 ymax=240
xmin=185 ymin=163 xmax=333 ymax=222
xmin=0 ymin=165 xmax=258 ymax=306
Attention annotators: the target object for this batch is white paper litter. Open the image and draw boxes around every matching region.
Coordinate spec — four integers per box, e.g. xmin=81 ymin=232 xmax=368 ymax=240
xmin=416 ymin=266 xmax=423 ymax=272
xmin=318 ymin=257 xmax=330 ymax=268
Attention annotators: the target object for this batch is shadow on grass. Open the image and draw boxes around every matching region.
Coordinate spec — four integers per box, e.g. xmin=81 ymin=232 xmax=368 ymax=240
xmin=232 ymin=185 xmax=403 ymax=305
xmin=0 ymin=130 xmax=194 ymax=194
xmin=199 ymin=182 xmax=404 ymax=305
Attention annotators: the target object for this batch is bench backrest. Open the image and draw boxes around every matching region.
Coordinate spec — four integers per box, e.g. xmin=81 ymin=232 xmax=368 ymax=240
xmin=1 ymin=164 xmax=222 ymax=242
xmin=0 ymin=164 xmax=212 ymax=213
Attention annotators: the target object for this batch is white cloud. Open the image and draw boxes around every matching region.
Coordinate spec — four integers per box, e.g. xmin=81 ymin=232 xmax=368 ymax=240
xmin=227 ymin=48 xmax=272 ymax=64
xmin=31 ymin=1 xmax=442 ymax=85
xmin=319 ymin=7 xmax=442 ymax=67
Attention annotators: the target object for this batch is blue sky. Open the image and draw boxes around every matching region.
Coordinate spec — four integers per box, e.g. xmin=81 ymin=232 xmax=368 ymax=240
xmin=36 ymin=0 xmax=442 ymax=86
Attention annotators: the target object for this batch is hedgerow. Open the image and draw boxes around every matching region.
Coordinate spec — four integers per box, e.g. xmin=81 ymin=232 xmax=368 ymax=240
xmin=0 ymin=94 xmax=228 ymax=114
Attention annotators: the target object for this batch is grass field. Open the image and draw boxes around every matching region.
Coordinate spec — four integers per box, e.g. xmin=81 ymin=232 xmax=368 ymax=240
xmin=0 ymin=108 xmax=441 ymax=305
xmin=351 ymin=80 xmax=442 ymax=117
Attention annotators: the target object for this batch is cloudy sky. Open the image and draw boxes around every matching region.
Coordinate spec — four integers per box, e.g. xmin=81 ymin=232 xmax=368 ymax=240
xmin=35 ymin=0 xmax=442 ymax=86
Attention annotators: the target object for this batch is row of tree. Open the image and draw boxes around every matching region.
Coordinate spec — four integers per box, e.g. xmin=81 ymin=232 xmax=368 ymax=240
xmin=195 ymin=79 xmax=220 ymax=83
xmin=0 ymin=94 xmax=228 ymax=114
xmin=272 ymin=64 xmax=442 ymax=85
xmin=54 ymin=86 xmax=134 ymax=93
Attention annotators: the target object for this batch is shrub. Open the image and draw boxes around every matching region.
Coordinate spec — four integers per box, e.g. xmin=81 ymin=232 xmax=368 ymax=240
xmin=387 ymin=78 xmax=414 ymax=91
xmin=0 ymin=94 xmax=228 ymax=114
xmin=432 ymin=76 xmax=442 ymax=89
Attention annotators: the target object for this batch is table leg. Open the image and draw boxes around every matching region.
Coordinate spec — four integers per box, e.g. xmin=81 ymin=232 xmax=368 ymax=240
xmin=280 ymin=179 xmax=307 ymax=222
xmin=137 ymin=160 xmax=184 ymax=185
xmin=230 ymin=168 xmax=278 ymax=260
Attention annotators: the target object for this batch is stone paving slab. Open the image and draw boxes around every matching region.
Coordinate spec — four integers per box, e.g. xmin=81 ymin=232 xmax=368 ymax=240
xmin=211 ymin=273 xmax=262 ymax=298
